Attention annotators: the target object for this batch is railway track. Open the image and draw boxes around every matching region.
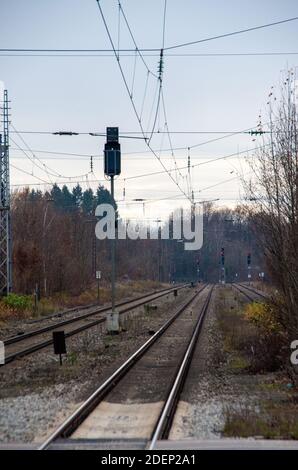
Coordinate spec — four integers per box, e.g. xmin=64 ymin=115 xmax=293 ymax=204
xmin=1 ymin=284 xmax=189 ymax=366
xmin=232 ymin=283 xmax=268 ymax=302
xmin=38 ymin=284 xmax=213 ymax=450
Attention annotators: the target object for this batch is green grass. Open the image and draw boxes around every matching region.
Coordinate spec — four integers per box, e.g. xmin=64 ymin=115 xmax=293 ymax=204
xmin=0 ymin=280 xmax=167 ymax=321
xmin=2 ymin=293 xmax=33 ymax=310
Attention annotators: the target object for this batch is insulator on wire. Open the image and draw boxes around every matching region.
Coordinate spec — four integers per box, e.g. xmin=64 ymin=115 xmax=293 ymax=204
xmin=187 ymin=147 xmax=190 ymax=174
xmin=158 ymin=49 xmax=164 ymax=81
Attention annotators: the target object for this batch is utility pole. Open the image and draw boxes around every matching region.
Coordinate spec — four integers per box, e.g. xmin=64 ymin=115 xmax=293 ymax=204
xmin=220 ymin=247 xmax=225 ymax=284
xmin=152 ymin=218 xmax=162 ymax=282
xmin=42 ymin=199 xmax=54 ymax=296
xmin=104 ymin=127 xmax=121 ymax=333
xmin=92 ymin=230 xmax=97 ymax=278
xmin=110 ymin=174 xmax=116 ymax=312
xmin=0 ymin=90 xmax=12 ymax=295
xmin=158 ymin=226 xmax=162 ymax=282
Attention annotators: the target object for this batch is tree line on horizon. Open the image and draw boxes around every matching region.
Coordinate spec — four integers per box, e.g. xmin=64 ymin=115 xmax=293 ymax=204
xmin=10 ymin=180 xmax=265 ymax=298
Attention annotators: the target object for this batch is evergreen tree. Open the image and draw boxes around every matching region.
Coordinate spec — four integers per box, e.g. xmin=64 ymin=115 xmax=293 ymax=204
xmin=50 ymin=184 xmax=63 ymax=209
xmin=61 ymin=185 xmax=76 ymax=212
xmin=82 ymin=188 xmax=94 ymax=215
xmin=72 ymin=184 xmax=83 ymax=208
xmin=95 ymin=184 xmax=118 ymax=215
xmin=29 ymin=189 xmax=43 ymax=202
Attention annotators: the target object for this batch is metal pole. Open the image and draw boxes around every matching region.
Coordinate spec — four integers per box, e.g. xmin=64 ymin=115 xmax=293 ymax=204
xmin=111 ymin=175 xmax=115 ymax=313
xmin=0 ymin=91 xmax=12 ymax=295
xmin=4 ymin=91 xmax=12 ymax=293
xmin=43 ymin=204 xmax=48 ymax=297
xmin=158 ymin=227 xmax=161 ymax=282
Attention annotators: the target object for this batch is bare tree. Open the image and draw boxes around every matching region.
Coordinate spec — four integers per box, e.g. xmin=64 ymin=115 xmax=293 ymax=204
xmin=244 ymin=70 xmax=298 ymax=339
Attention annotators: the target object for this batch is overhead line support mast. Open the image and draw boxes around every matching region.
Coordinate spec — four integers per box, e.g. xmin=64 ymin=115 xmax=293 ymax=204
xmin=0 ymin=90 xmax=12 ymax=295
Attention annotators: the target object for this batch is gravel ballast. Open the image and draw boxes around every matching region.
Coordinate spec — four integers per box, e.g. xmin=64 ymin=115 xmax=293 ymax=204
xmin=0 ymin=286 xmax=192 ymax=443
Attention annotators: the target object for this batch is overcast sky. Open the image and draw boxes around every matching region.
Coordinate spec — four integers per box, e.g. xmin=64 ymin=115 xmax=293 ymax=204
xmin=0 ymin=0 xmax=297 ymax=219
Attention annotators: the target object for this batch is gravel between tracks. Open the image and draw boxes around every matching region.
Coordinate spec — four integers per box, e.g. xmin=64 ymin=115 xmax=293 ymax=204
xmin=170 ymin=285 xmax=284 ymax=440
xmin=0 ymin=286 xmax=193 ymax=444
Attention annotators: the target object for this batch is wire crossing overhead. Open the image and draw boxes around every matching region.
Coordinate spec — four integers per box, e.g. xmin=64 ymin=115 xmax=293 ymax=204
xmin=1 ymin=15 xmax=297 ymax=53
xmin=1 ymin=52 xmax=297 ymax=57
xmin=95 ymin=0 xmax=193 ymax=203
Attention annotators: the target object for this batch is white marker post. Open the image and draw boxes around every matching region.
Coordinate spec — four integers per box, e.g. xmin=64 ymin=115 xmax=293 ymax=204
xmin=0 ymin=341 xmax=5 ymax=365
xmin=96 ymin=270 xmax=101 ymax=303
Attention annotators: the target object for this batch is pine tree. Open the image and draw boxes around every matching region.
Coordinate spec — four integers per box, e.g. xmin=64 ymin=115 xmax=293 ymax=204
xmin=82 ymin=188 xmax=94 ymax=215
xmin=61 ymin=185 xmax=76 ymax=212
xmin=50 ymin=184 xmax=63 ymax=209
xmin=72 ymin=184 xmax=83 ymax=208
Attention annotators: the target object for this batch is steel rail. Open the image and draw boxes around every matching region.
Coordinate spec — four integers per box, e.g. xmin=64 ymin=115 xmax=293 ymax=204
xmin=3 ymin=284 xmax=187 ymax=346
xmin=237 ymin=283 xmax=268 ymax=300
xmin=38 ymin=284 xmax=208 ymax=450
xmin=1 ymin=284 xmax=190 ymax=366
xmin=148 ymin=286 xmax=214 ymax=449
xmin=232 ymin=283 xmax=267 ymax=301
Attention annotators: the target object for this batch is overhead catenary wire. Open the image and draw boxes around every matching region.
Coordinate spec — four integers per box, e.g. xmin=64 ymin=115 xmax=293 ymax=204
xmin=164 ymin=16 xmax=298 ymax=50
xmin=9 ymin=117 xmax=273 ymax=161
xmin=10 ymin=136 xmax=54 ymax=184
xmin=128 ymin=173 xmax=248 ymax=206
xmin=10 ymin=130 xmax=92 ymax=181
xmin=146 ymin=0 xmax=167 ymax=144
xmin=2 ymin=15 xmax=297 ymax=53
xmin=11 ymin=143 xmax=268 ymax=189
xmin=117 ymin=1 xmax=158 ymax=79
xmin=5 ymin=5 xmax=291 ymax=201
xmin=10 ymin=148 xmax=101 ymax=158
xmin=95 ymin=0 xmax=192 ymax=203
xmin=160 ymin=88 xmax=187 ymax=191
xmin=122 ymin=143 xmax=269 ymax=182
xmin=11 ymin=171 xmax=242 ymax=206
xmin=8 ymin=128 xmax=275 ymax=136
xmin=11 ymin=163 xmax=53 ymax=185
xmin=1 ymin=52 xmax=298 ymax=57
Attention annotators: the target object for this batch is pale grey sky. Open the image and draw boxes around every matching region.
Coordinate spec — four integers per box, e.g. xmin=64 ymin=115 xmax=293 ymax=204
xmin=1 ymin=0 xmax=297 ymax=218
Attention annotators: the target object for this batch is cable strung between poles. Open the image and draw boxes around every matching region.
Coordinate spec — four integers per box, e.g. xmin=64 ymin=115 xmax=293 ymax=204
xmin=95 ymin=0 xmax=192 ymax=203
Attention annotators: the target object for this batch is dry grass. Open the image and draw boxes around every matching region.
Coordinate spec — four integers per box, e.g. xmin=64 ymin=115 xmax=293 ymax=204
xmin=215 ymin=287 xmax=256 ymax=373
xmin=216 ymin=286 xmax=285 ymax=373
xmin=0 ymin=280 xmax=166 ymax=321
xmin=217 ymin=286 xmax=298 ymax=440
xmin=224 ymin=399 xmax=298 ymax=439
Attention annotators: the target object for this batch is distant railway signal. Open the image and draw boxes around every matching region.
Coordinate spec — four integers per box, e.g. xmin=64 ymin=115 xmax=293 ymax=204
xmin=104 ymin=127 xmax=121 ymax=333
xmin=221 ymin=247 xmax=225 ymax=266
xmin=247 ymin=252 xmax=252 ymax=285
xmin=220 ymin=247 xmax=225 ymax=284
xmin=104 ymin=127 xmax=121 ymax=176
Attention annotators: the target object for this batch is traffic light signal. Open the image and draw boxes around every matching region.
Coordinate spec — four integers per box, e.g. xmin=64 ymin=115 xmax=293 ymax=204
xmin=104 ymin=127 xmax=121 ymax=176
xmin=247 ymin=252 xmax=251 ymax=266
xmin=221 ymin=247 xmax=225 ymax=266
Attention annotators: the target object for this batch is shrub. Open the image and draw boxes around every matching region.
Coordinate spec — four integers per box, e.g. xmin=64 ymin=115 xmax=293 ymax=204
xmin=244 ymin=302 xmax=281 ymax=334
xmin=2 ymin=293 xmax=33 ymax=311
xmin=244 ymin=302 xmax=286 ymax=372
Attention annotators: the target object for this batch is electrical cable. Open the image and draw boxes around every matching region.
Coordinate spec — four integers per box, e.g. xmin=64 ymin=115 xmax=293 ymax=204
xmin=1 ymin=15 xmax=297 ymax=53
xmin=95 ymin=0 xmax=192 ymax=202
